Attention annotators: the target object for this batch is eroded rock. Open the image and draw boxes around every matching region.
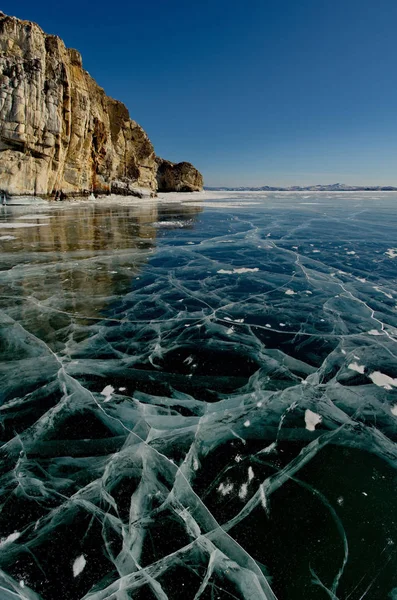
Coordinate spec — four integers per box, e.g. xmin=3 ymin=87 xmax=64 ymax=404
xmin=156 ymin=158 xmax=203 ymax=192
xmin=0 ymin=13 xmax=203 ymax=197
xmin=0 ymin=13 xmax=204 ymax=197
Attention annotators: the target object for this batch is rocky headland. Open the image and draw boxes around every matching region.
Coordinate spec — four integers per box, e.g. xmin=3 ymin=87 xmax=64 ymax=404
xmin=0 ymin=12 xmax=203 ymax=198
xmin=156 ymin=158 xmax=203 ymax=192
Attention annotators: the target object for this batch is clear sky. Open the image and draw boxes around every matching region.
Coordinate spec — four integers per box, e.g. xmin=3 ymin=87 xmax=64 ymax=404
xmin=3 ymin=0 xmax=397 ymax=186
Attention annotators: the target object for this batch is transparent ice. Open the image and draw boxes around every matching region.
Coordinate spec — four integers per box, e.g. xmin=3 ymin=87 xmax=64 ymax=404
xmin=0 ymin=192 xmax=396 ymax=599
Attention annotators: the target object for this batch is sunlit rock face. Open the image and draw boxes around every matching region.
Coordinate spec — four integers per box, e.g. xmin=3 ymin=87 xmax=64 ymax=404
xmin=156 ymin=157 xmax=204 ymax=192
xmin=0 ymin=13 xmax=157 ymax=196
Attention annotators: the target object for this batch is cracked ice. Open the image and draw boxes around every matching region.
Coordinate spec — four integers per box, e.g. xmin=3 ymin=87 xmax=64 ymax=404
xmin=0 ymin=192 xmax=397 ymax=599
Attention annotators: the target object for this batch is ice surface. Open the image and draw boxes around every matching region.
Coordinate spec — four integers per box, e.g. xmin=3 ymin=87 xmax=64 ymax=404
xmin=0 ymin=192 xmax=397 ymax=599
xmin=16 ymin=214 xmax=52 ymax=220
xmin=6 ymin=196 xmax=49 ymax=206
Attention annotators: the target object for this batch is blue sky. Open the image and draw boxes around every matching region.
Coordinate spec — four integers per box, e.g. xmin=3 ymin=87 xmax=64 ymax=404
xmin=3 ymin=0 xmax=397 ymax=186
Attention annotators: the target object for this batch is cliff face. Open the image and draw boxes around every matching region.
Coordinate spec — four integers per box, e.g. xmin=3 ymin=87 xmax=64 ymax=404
xmin=156 ymin=158 xmax=204 ymax=192
xmin=0 ymin=13 xmax=202 ymax=196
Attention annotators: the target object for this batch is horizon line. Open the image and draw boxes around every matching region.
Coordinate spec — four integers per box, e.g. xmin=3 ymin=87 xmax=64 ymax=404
xmin=204 ymin=183 xmax=397 ymax=189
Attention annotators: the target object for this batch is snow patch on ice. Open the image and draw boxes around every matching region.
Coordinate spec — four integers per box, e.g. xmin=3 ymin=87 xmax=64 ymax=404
xmin=153 ymin=220 xmax=187 ymax=228
xmin=385 ymin=248 xmax=397 ymax=258
xmin=73 ymin=555 xmax=86 ymax=577
xmin=260 ymin=484 xmax=268 ymax=511
xmin=348 ymin=362 xmax=365 ymax=374
xmin=369 ymin=372 xmax=397 ymax=390
xmin=101 ymin=385 xmax=114 ymax=402
xmin=217 ymin=267 xmax=259 ymax=274
xmin=183 ymin=201 xmax=262 ymax=208
xmin=304 ymin=409 xmax=322 ymax=431
xmin=239 ymin=483 xmax=248 ymax=500
xmin=373 ymin=286 xmax=393 ymax=299
xmin=218 ymin=482 xmax=234 ymax=496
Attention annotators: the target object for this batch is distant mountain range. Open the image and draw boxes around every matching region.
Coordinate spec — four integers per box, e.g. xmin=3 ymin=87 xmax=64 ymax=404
xmin=205 ymin=183 xmax=397 ymax=192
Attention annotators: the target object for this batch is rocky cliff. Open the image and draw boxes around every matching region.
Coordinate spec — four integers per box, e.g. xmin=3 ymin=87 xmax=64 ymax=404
xmin=0 ymin=12 xmax=203 ymax=196
xmin=156 ymin=158 xmax=204 ymax=192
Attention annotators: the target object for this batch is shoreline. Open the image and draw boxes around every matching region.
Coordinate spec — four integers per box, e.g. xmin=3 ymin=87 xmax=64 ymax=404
xmin=2 ymin=188 xmax=397 ymax=210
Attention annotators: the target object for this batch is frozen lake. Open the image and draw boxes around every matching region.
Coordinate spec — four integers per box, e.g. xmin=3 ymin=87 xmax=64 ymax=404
xmin=0 ymin=191 xmax=397 ymax=599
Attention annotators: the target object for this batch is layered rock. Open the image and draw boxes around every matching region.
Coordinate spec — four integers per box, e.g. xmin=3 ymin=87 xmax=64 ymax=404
xmin=156 ymin=158 xmax=203 ymax=192
xmin=0 ymin=12 xmax=203 ymax=196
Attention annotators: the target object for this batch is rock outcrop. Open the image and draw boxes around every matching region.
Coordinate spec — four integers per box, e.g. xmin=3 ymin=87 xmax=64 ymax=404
xmin=156 ymin=158 xmax=203 ymax=192
xmin=0 ymin=12 xmax=203 ymax=196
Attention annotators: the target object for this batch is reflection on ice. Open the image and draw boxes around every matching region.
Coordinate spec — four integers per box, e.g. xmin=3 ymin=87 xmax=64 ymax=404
xmin=0 ymin=192 xmax=397 ymax=599
xmin=0 ymin=222 xmax=49 ymax=228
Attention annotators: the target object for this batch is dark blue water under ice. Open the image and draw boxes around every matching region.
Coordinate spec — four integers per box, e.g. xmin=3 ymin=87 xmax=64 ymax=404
xmin=0 ymin=191 xmax=397 ymax=600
